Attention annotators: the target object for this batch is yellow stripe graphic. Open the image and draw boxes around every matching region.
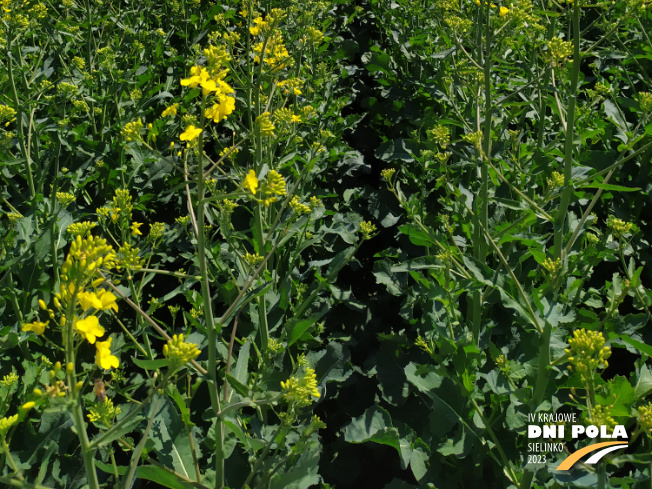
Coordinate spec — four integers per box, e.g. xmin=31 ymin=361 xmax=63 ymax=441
xmin=556 ymin=441 xmax=628 ymax=471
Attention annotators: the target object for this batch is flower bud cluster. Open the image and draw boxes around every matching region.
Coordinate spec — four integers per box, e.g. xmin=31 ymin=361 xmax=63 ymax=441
xmin=565 ymin=329 xmax=611 ymax=382
xmin=281 ymin=366 xmax=320 ymax=408
xmin=163 ymin=334 xmax=201 ymax=367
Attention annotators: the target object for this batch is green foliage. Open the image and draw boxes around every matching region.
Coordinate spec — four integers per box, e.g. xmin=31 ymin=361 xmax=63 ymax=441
xmin=1 ymin=0 xmax=652 ymax=487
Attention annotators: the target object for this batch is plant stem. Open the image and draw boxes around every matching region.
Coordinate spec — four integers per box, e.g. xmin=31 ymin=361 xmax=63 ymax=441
xmin=553 ymin=0 xmax=581 ymax=260
xmin=194 ymin=100 xmax=224 ymax=487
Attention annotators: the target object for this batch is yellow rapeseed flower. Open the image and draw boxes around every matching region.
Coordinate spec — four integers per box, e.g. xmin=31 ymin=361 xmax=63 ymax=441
xmin=0 ymin=415 xmax=18 ymax=437
xmin=96 ymin=290 xmax=118 ymax=312
xmin=96 ymin=337 xmax=119 ymax=370
xmin=180 ymin=125 xmax=202 ymax=142
xmin=131 ymin=222 xmax=143 ymax=236
xmin=22 ymin=320 xmax=49 ymax=335
xmin=74 ymin=315 xmax=105 ymax=344
xmin=78 ymin=291 xmax=103 ymax=310
xmin=243 ymin=170 xmax=259 ymax=194
xmin=161 ymin=103 xmax=178 ymax=117
xmin=205 ymin=96 xmax=236 ymax=123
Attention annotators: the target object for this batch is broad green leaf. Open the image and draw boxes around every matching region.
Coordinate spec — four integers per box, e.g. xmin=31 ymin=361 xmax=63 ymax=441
xmin=150 ymin=398 xmax=196 ymax=480
xmin=398 ymin=224 xmax=434 ymax=247
xmin=225 ymin=373 xmax=249 ymax=397
xmin=233 ymin=340 xmax=250 ymax=385
xmin=374 ymin=139 xmax=416 ymax=162
xmin=270 ymin=442 xmax=321 ymax=489
xmin=344 ymin=405 xmax=400 ymax=452
xmin=287 ymin=309 xmax=327 ymax=347
xmin=634 ymin=365 xmax=652 ymax=398
xmin=617 ymin=334 xmax=652 ymax=358
xmin=136 ymin=465 xmax=196 ymax=489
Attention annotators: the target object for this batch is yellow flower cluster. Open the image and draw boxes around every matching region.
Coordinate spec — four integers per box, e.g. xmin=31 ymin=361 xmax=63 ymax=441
xmin=96 ymin=337 xmax=119 ymax=370
xmin=590 ymin=404 xmax=616 ymax=432
xmin=243 ymin=252 xmax=264 ymax=267
xmin=162 ymin=103 xmax=178 ymax=117
xmin=637 ymin=403 xmax=652 ymax=435
xmin=88 ymin=397 xmax=121 ymax=425
xmin=565 ymin=329 xmax=611 ymax=382
xmin=23 ymin=234 xmax=121 ymax=370
xmin=0 ymin=372 xmax=18 ymax=386
xmin=546 ymin=37 xmax=573 ymax=66
xmin=0 ymin=104 xmax=17 ymax=125
xmin=163 ymin=334 xmax=201 ymax=367
xmin=56 ymin=191 xmax=76 ymax=207
xmin=542 ymin=256 xmax=562 ymax=281
xmin=546 ymin=171 xmax=565 ymax=189
xmin=289 ymin=196 xmax=311 ymax=215
xmin=121 ymin=118 xmax=144 ymax=142
xmin=360 ymin=221 xmax=377 ymax=239
xmin=428 ymin=124 xmax=450 ymax=149
xmin=639 ymin=92 xmax=652 ymax=113
xmin=248 ymin=8 xmax=286 ymax=36
xmin=278 ymin=78 xmax=303 ymax=96
xmin=607 ymin=216 xmax=633 ymax=237
xmin=273 ymin=107 xmax=302 ymax=125
xmin=302 ymin=26 xmax=323 ymax=45
xmin=0 ymin=414 xmax=18 ymax=438
xmin=67 ymin=221 xmax=98 ymax=237
xmin=253 ymin=32 xmax=292 ymax=70
xmin=381 ymin=168 xmax=396 ymax=182
xmin=115 ymin=242 xmax=144 ymax=272
xmin=243 ymin=170 xmax=287 ymax=206
xmin=97 ymin=188 xmax=134 ymax=225
xmin=281 ymin=366 xmax=320 ymax=407
xmin=255 ymin=112 xmax=275 ymax=137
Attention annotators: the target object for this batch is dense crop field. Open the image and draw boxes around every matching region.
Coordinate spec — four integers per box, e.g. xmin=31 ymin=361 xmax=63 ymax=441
xmin=1 ymin=0 xmax=652 ymax=487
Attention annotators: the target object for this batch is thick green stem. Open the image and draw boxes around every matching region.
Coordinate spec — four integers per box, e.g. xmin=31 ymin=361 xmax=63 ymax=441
xmin=64 ymin=297 xmax=100 ymax=489
xmin=195 ymin=112 xmax=224 ymax=486
xmin=553 ymin=1 xmax=581 ymax=259
xmin=7 ymin=37 xmax=36 ymax=199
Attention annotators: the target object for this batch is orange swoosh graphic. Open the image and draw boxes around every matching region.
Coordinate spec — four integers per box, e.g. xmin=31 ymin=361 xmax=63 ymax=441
xmin=556 ymin=441 xmax=628 ymax=471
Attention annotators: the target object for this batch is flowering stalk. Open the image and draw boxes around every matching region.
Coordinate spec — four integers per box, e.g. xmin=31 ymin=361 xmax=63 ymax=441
xmin=6 ymin=36 xmax=36 ymax=202
xmin=63 ymin=299 xmax=101 ymax=489
xmin=193 ymin=96 xmax=225 ymax=486
xmin=553 ymin=0 xmax=581 ymax=260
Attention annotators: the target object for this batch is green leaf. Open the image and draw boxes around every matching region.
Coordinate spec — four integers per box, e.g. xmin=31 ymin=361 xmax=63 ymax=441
xmin=308 ymin=341 xmax=353 ymax=384
xmin=634 ymin=365 xmax=652 ymax=398
xmin=361 ymin=49 xmax=392 ymax=74
xmin=167 ymin=385 xmax=192 ymax=427
xmin=374 ymin=139 xmax=416 ymax=162
xmin=233 ymin=340 xmax=250 ymax=386
xmin=131 ymin=357 xmax=170 ymax=370
xmin=373 ymin=259 xmax=408 ymax=296
xmin=617 ymin=334 xmax=652 ymax=358
xmin=326 ymin=247 xmax=355 ymax=281
xmin=287 ymin=308 xmax=327 ymax=347
xmin=377 ymin=342 xmax=409 ymax=406
xmin=269 ymin=442 xmax=321 ymax=489
xmin=225 ymin=373 xmax=249 ymax=397
xmin=136 ymin=465 xmax=196 ymax=489
xmin=344 ymin=405 xmax=400 ymax=452
xmin=150 ymin=398 xmax=196 ymax=480
xmin=409 ymin=439 xmax=430 ymax=481
xmin=603 ymin=99 xmax=630 ymax=132
xmin=397 ymin=224 xmax=434 ymax=247
xmin=578 ymin=183 xmax=640 ymax=192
